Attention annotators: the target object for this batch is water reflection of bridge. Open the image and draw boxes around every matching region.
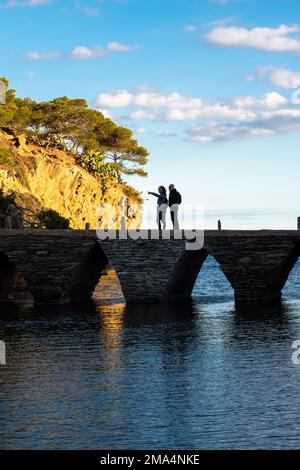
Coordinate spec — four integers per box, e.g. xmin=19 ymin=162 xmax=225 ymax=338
xmin=0 ymin=229 xmax=300 ymax=307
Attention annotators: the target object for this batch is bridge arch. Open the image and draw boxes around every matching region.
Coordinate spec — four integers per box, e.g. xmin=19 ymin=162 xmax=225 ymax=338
xmin=264 ymin=244 xmax=300 ymax=300
xmin=166 ymin=239 xmax=300 ymax=307
xmin=0 ymin=235 xmax=111 ymax=306
xmin=92 ymin=266 xmax=125 ymax=303
xmin=205 ymin=239 xmax=300 ymax=306
xmin=166 ymin=249 xmax=208 ymax=299
xmin=69 ymin=241 xmax=109 ymax=302
xmin=166 ymin=249 xmax=234 ymax=302
xmin=281 ymin=244 xmax=300 ymax=300
xmin=192 ymin=254 xmax=234 ymax=302
xmin=0 ymin=251 xmax=33 ymax=304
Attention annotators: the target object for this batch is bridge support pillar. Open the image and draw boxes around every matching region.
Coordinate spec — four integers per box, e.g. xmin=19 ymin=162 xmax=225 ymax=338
xmin=207 ymin=237 xmax=299 ymax=306
xmin=166 ymin=249 xmax=208 ymax=298
xmin=100 ymin=238 xmax=188 ymax=302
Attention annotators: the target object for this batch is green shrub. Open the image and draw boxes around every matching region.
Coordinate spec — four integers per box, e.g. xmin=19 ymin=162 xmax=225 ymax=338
xmin=37 ymin=209 xmax=70 ymax=229
xmin=80 ymin=151 xmax=118 ymax=192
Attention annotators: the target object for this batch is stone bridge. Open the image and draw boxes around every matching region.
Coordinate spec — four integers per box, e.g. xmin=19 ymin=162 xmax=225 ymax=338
xmin=0 ymin=229 xmax=300 ymax=307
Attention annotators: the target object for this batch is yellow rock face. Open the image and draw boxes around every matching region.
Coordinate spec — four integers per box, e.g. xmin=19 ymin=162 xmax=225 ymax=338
xmin=0 ymin=131 xmax=143 ymax=229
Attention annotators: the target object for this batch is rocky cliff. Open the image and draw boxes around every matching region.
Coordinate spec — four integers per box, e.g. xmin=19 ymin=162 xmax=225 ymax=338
xmin=0 ymin=130 xmax=143 ymax=229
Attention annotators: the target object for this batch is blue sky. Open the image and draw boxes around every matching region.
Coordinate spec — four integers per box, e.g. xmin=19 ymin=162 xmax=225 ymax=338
xmin=1 ymin=0 xmax=300 ymax=228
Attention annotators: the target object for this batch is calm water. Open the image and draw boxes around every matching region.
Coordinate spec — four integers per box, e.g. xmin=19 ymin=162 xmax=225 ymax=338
xmin=1 ymin=257 xmax=300 ymax=450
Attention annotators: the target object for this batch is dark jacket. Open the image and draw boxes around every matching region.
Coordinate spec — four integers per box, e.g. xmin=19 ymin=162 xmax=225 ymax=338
xmin=148 ymin=192 xmax=168 ymax=207
xmin=168 ymin=189 xmax=181 ymax=207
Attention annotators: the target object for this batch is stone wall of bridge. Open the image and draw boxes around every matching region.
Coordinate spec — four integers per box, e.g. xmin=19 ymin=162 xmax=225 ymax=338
xmin=100 ymin=230 xmax=300 ymax=305
xmin=0 ymin=230 xmax=107 ymax=304
xmin=0 ymin=229 xmax=300 ymax=306
xmin=204 ymin=231 xmax=300 ymax=305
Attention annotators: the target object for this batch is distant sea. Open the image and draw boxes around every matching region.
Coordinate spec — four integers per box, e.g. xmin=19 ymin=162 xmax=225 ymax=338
xmin=140 ymin=202 xmax=300 ymax=230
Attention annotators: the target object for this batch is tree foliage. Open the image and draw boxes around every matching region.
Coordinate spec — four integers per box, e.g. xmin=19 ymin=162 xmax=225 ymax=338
xmin=97 ymin=126 xmax=148 ymax=182
xmin=37 ymin=209 xmax=70 ymax=229
xmin=0 ymin=78 xmax=149 ymax=182
xmin=80 ymin=151 xmax=118 ymax=192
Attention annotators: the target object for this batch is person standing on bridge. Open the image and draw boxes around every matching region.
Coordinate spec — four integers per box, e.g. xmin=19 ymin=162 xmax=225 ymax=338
xmin=168 ymin=184 xmax=181 ymax=230
xmin=148 ymin=186 xmax=168 ymax=230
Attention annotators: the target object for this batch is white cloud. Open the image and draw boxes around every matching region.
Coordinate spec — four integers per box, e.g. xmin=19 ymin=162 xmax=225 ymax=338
xmin=261 ymin=108 xmax=300 ymax=119
xmin=96 ymin=90 xmax=133 ymax=107
xmin=187 ymin=122 xmax=275 ymax=143
xmin=129 ymin=110 xmax=156 ymax=120
xmin=94 ymin=89 xmax=287 ymax=122
xmin=94 ymin=86 xmax=300 ymax=143
xmin=249 ymin=65 xmax=300 ymax=89
xmin=70 ymin=42 xmax=138 ymax=59
xmin=94 ymin=90 xmax=204 ymax=110
xmin=106 ymin=41 xmax=137 ymax=52
xmin=163 ymin=106 xmax=256 ymax=122
xmin=25 ymin=51 xmax=61 ymax=61
xmin=26 ymin=42 xmax=137 ymax=61
xmin=269 ymin=67 xmax=300 ymax=89
xmin=182 ymin=25 xmax=197 ymax=33
xmin=233 ymin=92 xmax=288 ymax=110
xmin=187 ymin=107 xmax=300 ymax=143
xmin=206 ymin=24 xmax=300 ymax=55
xmin=70 ymin=46 xmax=105 ymax=59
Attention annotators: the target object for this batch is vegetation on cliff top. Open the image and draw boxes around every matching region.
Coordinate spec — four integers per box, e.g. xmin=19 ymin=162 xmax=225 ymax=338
xmin=37 ymin=209 xmax=70 ymax=230
xmin=0 ymin=77 xmax=149 ymax=183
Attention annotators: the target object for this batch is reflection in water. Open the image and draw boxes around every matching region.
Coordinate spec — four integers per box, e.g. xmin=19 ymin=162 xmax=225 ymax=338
xmin=1 ymin=260 xmax=300 ymax=449
xmin=96 ymin=303 xmax=125 ymax=372
xmin=97 ymin=303 xmax=125 ymax=344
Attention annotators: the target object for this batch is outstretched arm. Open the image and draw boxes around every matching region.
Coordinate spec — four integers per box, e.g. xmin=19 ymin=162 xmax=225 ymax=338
xmin=148 ymin=192 xmax=160 ymax=198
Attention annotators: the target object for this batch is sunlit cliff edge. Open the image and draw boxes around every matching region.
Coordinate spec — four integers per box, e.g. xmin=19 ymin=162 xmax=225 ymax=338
xmin=0 ymin=130 xmax=143 ymax=229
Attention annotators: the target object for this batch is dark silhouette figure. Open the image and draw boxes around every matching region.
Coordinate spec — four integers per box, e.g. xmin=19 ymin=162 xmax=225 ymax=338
xmin=148 ymin=186 xmax=168 ymax=230
xmin=168 ymin=184 xmax=182 ymax=229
